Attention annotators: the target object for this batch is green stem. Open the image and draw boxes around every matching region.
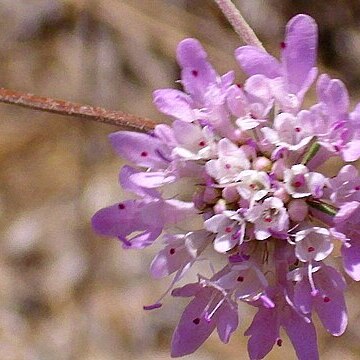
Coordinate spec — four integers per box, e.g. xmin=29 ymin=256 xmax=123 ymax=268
xmin=301 ymin=141 xmax=321 ymax=165
xmin=307 ymin=200 xmax=338 ymax=216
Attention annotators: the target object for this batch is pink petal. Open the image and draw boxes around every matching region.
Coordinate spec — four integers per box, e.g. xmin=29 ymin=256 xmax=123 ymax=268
xmin=282 ymin=310 xmax=319 ymax=360
xmin=342 ymin=240 xmax=360 ymax=281
xmin=282 ymin=14 xmax=318 ymax=95
xmin=109 ymin=131 xmax=167 ymax=168
xmin=216 ymin=301 xmax=239 ymax=343
xmin=153 ymin=89 xmax=196 ymax=122
xmin=235 ymin=46 xmax=281 ymax=79
xmin=171 ymin=288 xmax=217 ymax=357
xmin=176 ymin=38 xmax=217 ymax=103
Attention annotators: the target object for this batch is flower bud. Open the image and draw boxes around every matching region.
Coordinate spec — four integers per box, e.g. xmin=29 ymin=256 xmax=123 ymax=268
xmin=288 ymin=199 xmax=308 ymax=222
xmin=214 ymin=199 xmax=227 ymax=214
xmin=253 ymin=156 xmax=272 ymax=172
xmin=272 ymin=159 xmax=287 ymax=180
xmin=222 ymin=186 xmax=239 ymax=202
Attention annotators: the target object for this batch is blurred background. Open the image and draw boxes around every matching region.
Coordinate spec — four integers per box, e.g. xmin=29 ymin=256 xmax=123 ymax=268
xmin=1 ymin=1 xmax=360 ymax=359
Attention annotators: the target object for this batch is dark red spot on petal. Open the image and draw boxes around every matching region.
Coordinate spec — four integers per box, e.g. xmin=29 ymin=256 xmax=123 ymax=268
xmin=264 ymin=217 xmax=272 ymax=223
xmin=355 ymin=186 xmax=360 ymax=191
xmin=334 ymin=145 xmax=341 ymax=152
xmin=323 ymin=296 xmax=331 ymax=303
xmin=237 ymin=276 xmax=244 ymax=282
xmin=140 ymin=151 xmax=148 ymax=157
xmin=118 ymin=203 xmax=125 ymax=210
xmin=169 ymin=248 xmax=176 ymax=255
xmin=225 ymin=226 xmax=232 ymax=233
xmin=293 ymin=181 xmax=302 ymax=188
xmin=198 ymin=140 xmax=206 ymax=147
xmin=236 ymin=83 xmax=243 ymax=88
xmin=307 ymin=246 xmax=315 ymax=253
xmin=280 ymin=41 xmax=286 ymax=49
xmin=193 ymin=317 xmax=200 ymax=325
xmin=277 ymin=338 xmax=283 ymax=347
xmin=192 ymin=70 xmax=198 ymax=77
xmin=225 ymin=163 xmax=231 ymax=170
xmin=295 ymin=127 xmax=301 ymax=132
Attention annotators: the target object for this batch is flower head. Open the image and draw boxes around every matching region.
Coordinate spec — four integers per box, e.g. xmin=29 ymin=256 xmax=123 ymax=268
xmin=92 ymin=14 xmax=360 ymax=360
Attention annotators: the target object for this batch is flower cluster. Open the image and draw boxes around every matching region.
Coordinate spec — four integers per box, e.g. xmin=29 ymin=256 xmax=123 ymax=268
xmin=92 ymin=15 xmax=360 ymax=360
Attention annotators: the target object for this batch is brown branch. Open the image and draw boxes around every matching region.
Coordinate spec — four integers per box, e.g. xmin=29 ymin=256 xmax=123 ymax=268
xmin=0 ymin=88 xmax=157 ymax=132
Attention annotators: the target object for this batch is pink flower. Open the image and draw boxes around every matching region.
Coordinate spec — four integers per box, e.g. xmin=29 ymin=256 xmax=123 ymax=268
xmin=171 ymin=275 xmax=238 ymax=357
xmin=92 ymin=13 xmax=360 ymax=360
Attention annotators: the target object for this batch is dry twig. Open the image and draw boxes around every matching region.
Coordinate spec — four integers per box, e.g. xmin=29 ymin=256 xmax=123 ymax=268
xmin=0 ymin=88 xmax=156 ymax=132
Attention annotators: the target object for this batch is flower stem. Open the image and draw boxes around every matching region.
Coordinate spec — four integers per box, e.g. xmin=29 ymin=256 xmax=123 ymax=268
xmin=214 ymin=0 xmax=265 ymax=50
xmin=0 ymin=87 xmax=156 ymax=132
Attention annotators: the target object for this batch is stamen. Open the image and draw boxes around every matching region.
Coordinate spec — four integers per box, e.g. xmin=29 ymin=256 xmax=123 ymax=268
xmin=143 ymin=303 xmax=162 ymax=311
xmin=260 ymin=294 xmax=275 ymax=309
xmin=277 ymin=338 xmax=283 ymax=347
xmin=280 ymin=41 xmax=286 ymax=49
xmin=308 ymin=263 xmax=319 ymax=297
xmin=237 ymin=276 xmax=244 ymax=282
xmin=205 ymin=297 xmax=226 ymax=322
xmin=169 ymin=248 xmax=176 ymax=255
xmin=118 ymin=236 xmax=132 ymax=247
